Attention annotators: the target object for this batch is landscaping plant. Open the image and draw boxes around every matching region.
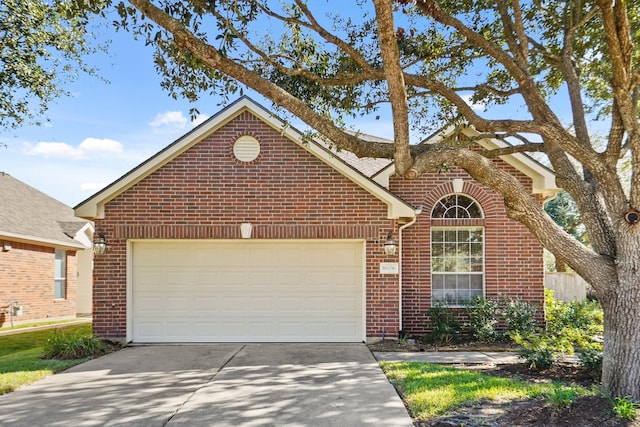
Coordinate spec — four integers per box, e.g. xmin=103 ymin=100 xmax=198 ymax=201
xmin=512 ymin=290 xmax=604 ymax=374
xmin=464 ymin=295 xmax=499 ymax=342
xmin=425 ymin=303 xmax=461 ymax=344
xmin=501 ymin=297 xmax=538 ymax=335
xmin=43 ymin=329 xmax=105 ymax=360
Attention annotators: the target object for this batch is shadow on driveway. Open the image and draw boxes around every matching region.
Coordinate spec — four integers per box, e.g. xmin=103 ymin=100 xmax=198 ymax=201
xmin=0 ymin=344 xmax=412 ymax=427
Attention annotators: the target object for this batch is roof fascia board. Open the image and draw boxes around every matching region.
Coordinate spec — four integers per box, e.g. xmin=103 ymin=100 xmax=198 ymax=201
xmin=76 ymin=97 xmax=415 ymax=220
xmin=0 ymin=232 xmax=86 ymax=250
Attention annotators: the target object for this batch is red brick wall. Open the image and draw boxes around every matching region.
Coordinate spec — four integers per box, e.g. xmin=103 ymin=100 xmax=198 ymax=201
xmin=0 ymin=241 xmax=77 ymax=326
xmin=391 ymin=164 xmax=545 ymax=337
xmin=93 ymin=111 xmax=400 ymax=340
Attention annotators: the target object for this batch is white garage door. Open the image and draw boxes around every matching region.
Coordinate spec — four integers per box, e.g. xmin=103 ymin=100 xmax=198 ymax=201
xmin=131 ymin=240 xmax=364 ymax=342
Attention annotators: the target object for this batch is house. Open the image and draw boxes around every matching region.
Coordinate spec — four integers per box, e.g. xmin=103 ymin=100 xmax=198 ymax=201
xmin=0 ymin=173 xmax=93 ymax=327
xmin=75 ymin=97 xmax=558 ymax=343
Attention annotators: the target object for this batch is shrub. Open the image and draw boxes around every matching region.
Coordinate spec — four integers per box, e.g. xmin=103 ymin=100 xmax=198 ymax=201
xmin=545 ymin=289 xmax=603 ymax=336
xmin=43 ymin=329 xmax=105 ymax=360
xmin=464 ymin=296 xmax=499 ymax=342
xmin=578 ymin=345 xmax=603 ymax=380
xmin=501 ymin=298 xmax=537 ymax=334
xmin=425 ymin=303 xmax=461 ymax=344
xmin=511 ymin=332 xmax=560 ymax=371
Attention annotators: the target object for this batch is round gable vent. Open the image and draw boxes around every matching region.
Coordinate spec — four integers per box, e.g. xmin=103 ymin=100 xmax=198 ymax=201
xmin=233 ymin=135 xmax=261 ymax=163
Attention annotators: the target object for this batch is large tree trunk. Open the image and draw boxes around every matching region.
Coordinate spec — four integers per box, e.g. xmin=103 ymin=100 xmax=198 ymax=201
xmin=600 ymin=264 xmax=640 ymax=400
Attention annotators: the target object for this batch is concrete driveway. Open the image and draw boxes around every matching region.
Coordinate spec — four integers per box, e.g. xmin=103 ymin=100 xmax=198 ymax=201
xmin=0 ymin=344 xmax=413 ymax=427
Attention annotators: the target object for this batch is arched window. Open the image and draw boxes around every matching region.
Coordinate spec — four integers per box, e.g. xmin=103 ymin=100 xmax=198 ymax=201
xmin=431 ymin=194 xmax=484 ymax=306
xmin=431 ymin=194 xmax=483 ymax=219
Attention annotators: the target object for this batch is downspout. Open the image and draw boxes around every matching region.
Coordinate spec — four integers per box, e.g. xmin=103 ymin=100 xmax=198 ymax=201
xmin=398 ymin=205 xmax=423 ymax=332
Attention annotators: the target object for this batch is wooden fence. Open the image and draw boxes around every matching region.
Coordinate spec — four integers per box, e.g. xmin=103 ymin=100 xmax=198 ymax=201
xmin=544 ymin=272 xmax=591 ymax=302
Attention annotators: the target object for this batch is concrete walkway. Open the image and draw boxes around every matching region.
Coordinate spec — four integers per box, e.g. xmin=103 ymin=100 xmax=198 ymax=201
xmin=374 ymin=351 xmax=520 ymax=364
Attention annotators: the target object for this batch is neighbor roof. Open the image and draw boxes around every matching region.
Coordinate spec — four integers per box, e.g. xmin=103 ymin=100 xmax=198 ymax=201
xmin=75 ymin=97 xmax=417 ymax=220
xmin=0 ymin=173 xmax=88 ymax=249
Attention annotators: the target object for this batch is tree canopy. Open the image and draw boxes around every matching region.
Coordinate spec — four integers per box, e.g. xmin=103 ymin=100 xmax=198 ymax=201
xmin=0 ymin=0 xmax=106 ymax=128
xmin=112 ymin=0 xmax=640 ymax=399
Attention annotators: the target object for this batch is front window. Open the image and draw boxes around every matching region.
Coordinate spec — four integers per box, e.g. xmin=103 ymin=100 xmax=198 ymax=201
xmin=431 ymin=195 xmax=484 ymax=306
xmin=54 ymin=250 xmax=66 ymax=299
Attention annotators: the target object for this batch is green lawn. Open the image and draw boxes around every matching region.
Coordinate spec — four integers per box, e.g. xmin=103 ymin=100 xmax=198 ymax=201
xmin=0 ymin=318 xmax=84 ymax=332
xmin=0 ymin=323 xmax=93 ymax=395
xmin=380 ymin=361 xmax=595 ymax=421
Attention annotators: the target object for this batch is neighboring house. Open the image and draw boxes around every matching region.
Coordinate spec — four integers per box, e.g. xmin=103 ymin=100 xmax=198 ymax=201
xmin=75 ymin=97 xmax=558 ymax=343
xmin=0 ymin=173 xmax=93 ymax=327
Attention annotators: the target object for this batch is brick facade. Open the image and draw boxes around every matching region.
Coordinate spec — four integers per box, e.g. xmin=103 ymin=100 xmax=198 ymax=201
xmin=391 ymin=166 xmax=545 ymax=336
xmin=92 ymin=108 xmax=546 ymax=342
xmin=0 ymin=241 xmax=77 ymax=326
xmin=93 ymin=112 xmax=400 ymax=340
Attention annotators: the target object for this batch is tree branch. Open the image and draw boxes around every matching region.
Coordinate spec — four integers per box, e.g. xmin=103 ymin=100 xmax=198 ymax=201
xmin=208 ymin=6 xmax=375 ymax=86
xmin=373 ymin=0 xmax=412 ymax=175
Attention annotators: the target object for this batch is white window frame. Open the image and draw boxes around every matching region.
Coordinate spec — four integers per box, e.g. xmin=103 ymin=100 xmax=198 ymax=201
xmin=431 ymin=226 xmax=485 ymax=307
xmin=54 ymin=250 xmax=67 ymax=299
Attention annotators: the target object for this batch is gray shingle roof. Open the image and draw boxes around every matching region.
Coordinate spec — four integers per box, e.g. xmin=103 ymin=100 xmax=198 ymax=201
xmin=324 ymin=132 xmax=393 ymax=177
xmin=0 ymin=172 xmax=88 ymax=248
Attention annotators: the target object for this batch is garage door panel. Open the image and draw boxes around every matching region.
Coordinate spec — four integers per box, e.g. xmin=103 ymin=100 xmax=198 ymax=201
xmin=132 ymin=241 xmax=364 ymax=342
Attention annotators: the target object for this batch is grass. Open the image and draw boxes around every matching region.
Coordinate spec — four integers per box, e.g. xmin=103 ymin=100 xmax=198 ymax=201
xmin=380 ymin=361 xmax=595 ymax=421
xmin=0 ymin=323 xmax=94 ymax=395
xmin=0 ymin=318 xmax=86 ymax=332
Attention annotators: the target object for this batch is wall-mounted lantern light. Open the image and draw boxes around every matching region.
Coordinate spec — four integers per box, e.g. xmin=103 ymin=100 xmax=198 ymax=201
xmin=2 ymin=241 xmax=11 ymax=252
xmin=383 ymin=231 xmax=397 ymax=256
xmin=93 ymin=233 xmax=107 ymax=255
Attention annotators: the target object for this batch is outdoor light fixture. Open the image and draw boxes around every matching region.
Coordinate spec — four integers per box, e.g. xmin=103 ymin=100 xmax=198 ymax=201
xmin=383 ymin=231 xmax=397 ymax=256
xmin=93 ymin=233 xmax=107 ymax=255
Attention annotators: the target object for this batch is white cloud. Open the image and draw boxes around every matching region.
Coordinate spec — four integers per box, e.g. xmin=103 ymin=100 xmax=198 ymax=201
xmin=78 ymin=138 xmax=123 ymax=155
xmin=24 ymin=142 xmax=84 ymax=159
xmin=192 ymin=113 xmax=209 ymax=127
xmin=23 ymin=137 xmax=124 ymax=160
xmin=149 ymin=111 xmax=210 ymax=130
xmin=461 ymin=94 xmax=486 ymax=112
xmin=148 ymin=111 xmax=188 ymax=129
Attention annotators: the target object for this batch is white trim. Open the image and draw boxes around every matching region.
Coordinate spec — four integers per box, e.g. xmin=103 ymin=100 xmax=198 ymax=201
xmin=75 ymin=97 xmax=415 ymax=220
xmin=430 ymin=225 xmax=486 ymax=307
xmin=126 ymin=239 xmax=133 ymax=343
